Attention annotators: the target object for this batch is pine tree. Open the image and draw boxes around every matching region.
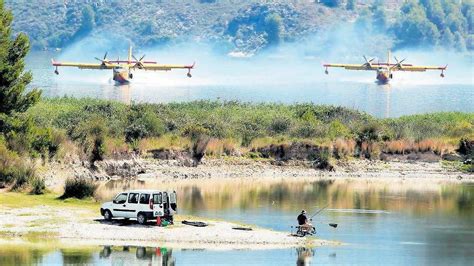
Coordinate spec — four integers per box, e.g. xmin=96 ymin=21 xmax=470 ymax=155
xmin=0 ymin=0 xmax=41 ymax=116
xmin=441 ymin=28 xmax=455 ymax=48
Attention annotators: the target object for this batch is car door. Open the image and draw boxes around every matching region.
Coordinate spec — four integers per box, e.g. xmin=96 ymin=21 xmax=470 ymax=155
xmin=112 ymin=192 xmax=128 ymax=217
xmin=139 ymin=193 xmax=151 ymax=214
xmin=152 ymin=192 xmax=164 ymax=217
xmin=125 ymin=192 xmax=139 ymax=218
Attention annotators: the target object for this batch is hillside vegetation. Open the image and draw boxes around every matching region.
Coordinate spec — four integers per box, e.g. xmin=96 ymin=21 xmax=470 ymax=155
xmin=9 ymin=98 xmax=473 ymax=166
xmin=5 ymin=0 xmax=473 ymax=54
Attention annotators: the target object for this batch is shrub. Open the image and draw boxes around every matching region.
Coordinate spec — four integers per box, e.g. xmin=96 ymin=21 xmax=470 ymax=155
xmin=0 ymin=140 xmax=38 ymax=190
xmin=61 ymin=178 xmax=97 ymax=199
xmin=30 ymin=127 xmax=64 ymax=159
xmin=191 ymin=136 xmax=211 ymax=166
xmin=458 ymin=138 xmax=473 ymax=158
xmin=313 ymin=150 xmax=334 ymax=171
xmin=30 ymin=176 xmax=46 ymax=195
xmin=104 ymin=137 xmax=129 ymax=158
xmin=11 ymin=165 xmax=35 ymax=191
xmin=328 ymin=120 xmax=351 ymax=140
xmin=269 ymin=117 xmax=292 ymax=135
xmin=333 ymin=138 xmax=356 ymax=159
xmin=415 ymin=139 xmax=452 ymax=155
xmin=205 ymin=138 xmax=239 ymax=157
xmin=384 ymin=140 xmax=413 ymax=154
xmin=71 ymin=117 xmax=107 ymax=163
xmin=181 ymin=124 xmax=210 ymax=140
xmin=138 ymin=135 xmax=191 ymax=152
xmin=125 ymin=123 xmax=148 ymax=143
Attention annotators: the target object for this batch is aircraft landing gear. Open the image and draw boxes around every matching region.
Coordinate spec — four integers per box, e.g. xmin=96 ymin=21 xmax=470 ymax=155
xmin=325 ymin=68 xmax=328 ymax=75
xmin=440 ymin=71 xmax=445 ymax=78
xmin=129 ymin=73 xmax=133 ymax=79
xmin=54 ymin=66 xmax=59 ymax=75
xmin=389 ymin=73 xmax=393 ymax=79
xmin=187 ymin=70 xmax=192 ymax=78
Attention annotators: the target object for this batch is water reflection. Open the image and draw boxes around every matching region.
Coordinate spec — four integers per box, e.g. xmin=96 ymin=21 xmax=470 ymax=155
xmin=0 ymin=245 xmax=175 ymax=265
xmin=96 ymin=179 xmax=474 ymax=217
xmin=99 ymin=246 xmax=175 ymax=265
xmin=296 ymin=247 xmax=314 ymax=266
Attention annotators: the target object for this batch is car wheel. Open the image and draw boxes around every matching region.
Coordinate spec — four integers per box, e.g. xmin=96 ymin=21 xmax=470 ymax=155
xmin=104 ymin=210 xmax=112 ymax=221
xmin=137 ymin=213 xmax=147 ymax=225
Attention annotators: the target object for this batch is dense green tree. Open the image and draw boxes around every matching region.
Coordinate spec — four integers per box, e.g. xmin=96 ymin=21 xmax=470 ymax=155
xmin=264 ymin=13 xmax=282 ymax=46
xmin=461 ymin=1 xmax=473 ymax=33
xmin=422 ymin=0 xmax=446 ymax=30
xmin=454 ymin=31 xmax=467 ymax=51
xmin=392 ymin=1 xmax=441 ymax=47
xmin=0 ymin=0 xmax=41 ymax=116
xmin=441 ymin=28 xmax=455 ymax=48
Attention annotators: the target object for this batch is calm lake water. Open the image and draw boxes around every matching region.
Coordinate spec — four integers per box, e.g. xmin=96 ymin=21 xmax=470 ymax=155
xmin=2 ymin=179 xmax=472 ymax=265
xmin=26 ymin=51 xmax=474 ymax=118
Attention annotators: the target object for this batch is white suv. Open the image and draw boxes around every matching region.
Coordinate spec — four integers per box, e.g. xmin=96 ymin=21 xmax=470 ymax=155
xmin=100 ymin=190 xmax=177 ymax=225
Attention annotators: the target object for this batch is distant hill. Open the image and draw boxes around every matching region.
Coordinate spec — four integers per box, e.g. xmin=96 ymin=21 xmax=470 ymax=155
xmin=5 ymin=0 xmax=473 ymax=54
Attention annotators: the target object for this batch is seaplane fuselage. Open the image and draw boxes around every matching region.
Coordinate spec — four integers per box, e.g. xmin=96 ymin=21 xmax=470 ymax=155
xmin=112 ymin=65 xmax=131 ymax=84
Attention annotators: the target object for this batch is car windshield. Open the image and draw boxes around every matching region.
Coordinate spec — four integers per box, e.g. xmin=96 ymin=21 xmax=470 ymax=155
xmin=114 ymin=193 xmax=127 ymax=204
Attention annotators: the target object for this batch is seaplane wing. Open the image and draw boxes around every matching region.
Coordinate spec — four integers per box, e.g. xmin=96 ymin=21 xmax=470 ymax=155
xmin=51 ymin=59 xmax=114 ymax=70
xmin=391 ymin=65 xmax=447 ymax=72
xmin=323 ymin=63 xmax=375 ymax=71
xmin=139 ymin=62 xmax=195 ymax=71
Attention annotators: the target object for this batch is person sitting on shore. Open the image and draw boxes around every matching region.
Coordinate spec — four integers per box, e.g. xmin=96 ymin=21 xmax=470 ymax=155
xmin=297 ymin=210 xmax=313 ymax=231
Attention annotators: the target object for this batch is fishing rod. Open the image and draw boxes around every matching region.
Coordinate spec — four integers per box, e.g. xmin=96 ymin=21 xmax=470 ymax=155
xmin=310 ymin=204 xmax=329 ymax=219
xmin=310 ymin=204 xmax=338 ymax=228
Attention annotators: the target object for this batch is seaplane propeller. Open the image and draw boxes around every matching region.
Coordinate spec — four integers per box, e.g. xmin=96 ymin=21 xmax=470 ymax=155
xmin=391 ymin=56 xmax=406 ymax=70
xmin=94 ymin=52 xmax=109 ymax=66
xmin=363 ymin=55 xmax=375 ymax=68
xmin=132 ymin=54 xmax=146 ymax=69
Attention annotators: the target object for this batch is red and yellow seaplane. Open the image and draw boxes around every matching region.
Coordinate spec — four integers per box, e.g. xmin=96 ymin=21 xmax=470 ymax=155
xmin=323 ymin=50 xmax=447 ymax=84
xmin=52 ymin=46 xmax=194 ymax=84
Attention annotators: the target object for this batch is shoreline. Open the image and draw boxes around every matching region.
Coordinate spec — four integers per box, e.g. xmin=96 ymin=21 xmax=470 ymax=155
xmin=41 ymin=157 xmax=473 ymax=192
xmin=0 ymin=203 xmax=338 ymax=250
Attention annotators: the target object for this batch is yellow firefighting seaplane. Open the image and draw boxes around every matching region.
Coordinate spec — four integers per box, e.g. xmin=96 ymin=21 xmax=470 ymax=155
xmin=323 ymin=50 xmax=447 ymax=84
xmin=51 ymin=46 xmax=194 ymax=84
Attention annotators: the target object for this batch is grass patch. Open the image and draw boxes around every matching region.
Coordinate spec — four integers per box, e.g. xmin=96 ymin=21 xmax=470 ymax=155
xmin=0 ymin=192 xmax=99 ymax=210
xmin=23 ymin=231 xmax=60 ymax=242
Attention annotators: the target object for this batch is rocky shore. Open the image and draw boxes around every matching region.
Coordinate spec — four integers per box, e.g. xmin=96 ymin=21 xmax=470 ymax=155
xmin=40 ymin=155 xmax=473 ymax=192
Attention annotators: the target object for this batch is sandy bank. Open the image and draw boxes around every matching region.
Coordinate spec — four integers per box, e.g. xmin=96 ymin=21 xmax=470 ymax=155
xmin=40 ymin=158 xmax=473 ymax=192
xmin=0 ymin=205 xmax=336 ymax=250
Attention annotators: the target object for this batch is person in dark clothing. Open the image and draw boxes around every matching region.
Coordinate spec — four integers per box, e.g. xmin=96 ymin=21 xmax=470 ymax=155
xmin=297 ymin=210 xmax=313 ymax=231
xmin=297 ymin=210 xmax=308 ymax=225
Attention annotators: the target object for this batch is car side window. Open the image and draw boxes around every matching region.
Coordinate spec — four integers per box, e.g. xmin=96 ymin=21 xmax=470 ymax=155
xmin=153 ymin=193 xmax=162 ymax=204
xmin=139 ymin=193 xmax=150 ymax=204
xmin=128 ymin=193 xmax=139 ymax=204
xmin=114 ymin=193 xmax=128 ymax=204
